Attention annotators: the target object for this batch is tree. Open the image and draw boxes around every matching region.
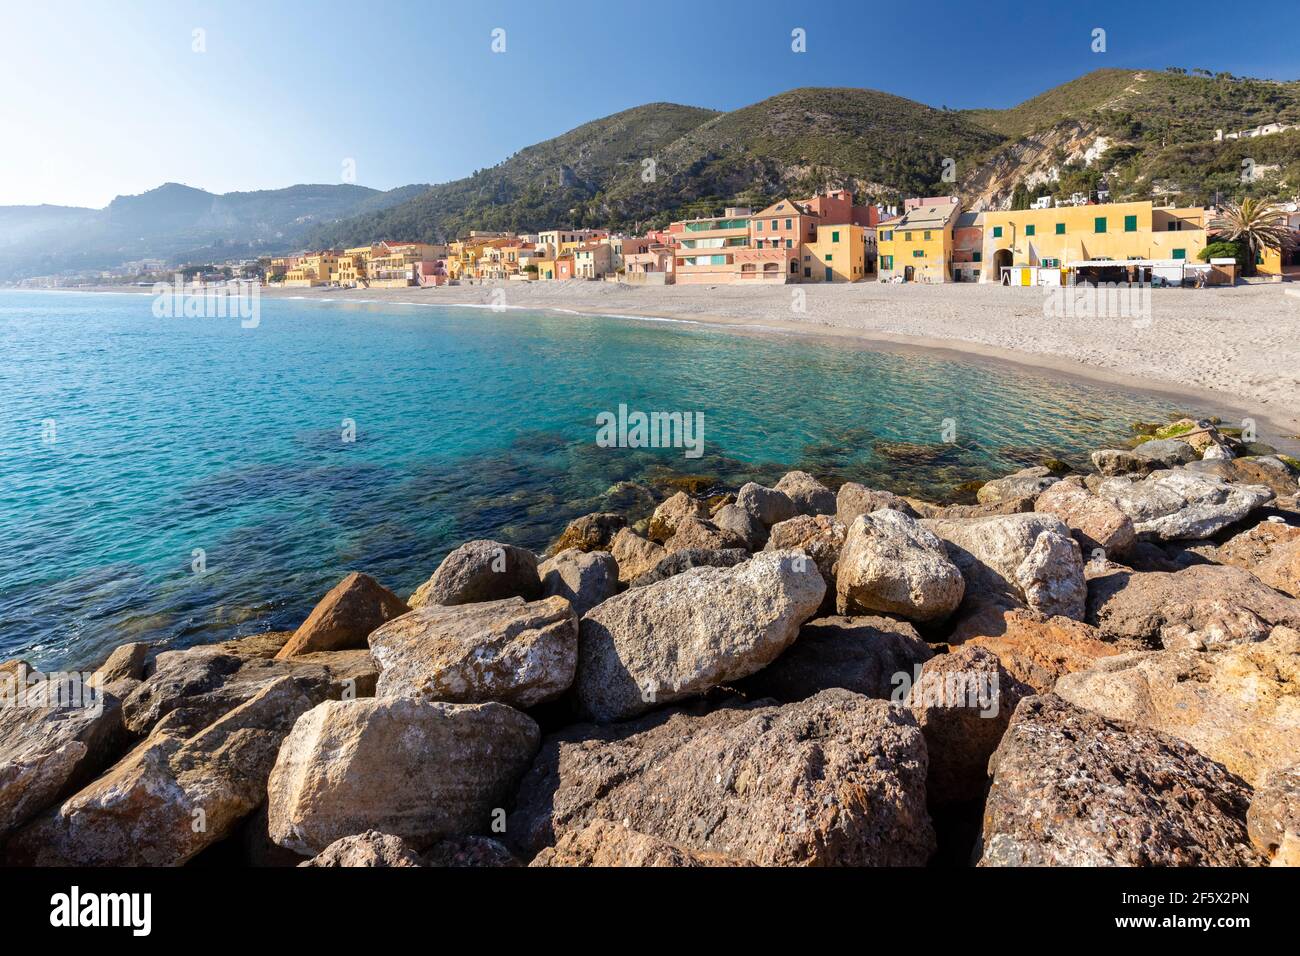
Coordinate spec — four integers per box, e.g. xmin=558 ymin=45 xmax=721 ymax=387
xmin=1198 ymin=239 xmax=1246 ymax=269
xmin=1208 ymin=198 xmax=1294 ymax=276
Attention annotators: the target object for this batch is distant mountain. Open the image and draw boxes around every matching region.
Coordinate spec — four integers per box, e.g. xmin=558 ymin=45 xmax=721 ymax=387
xmin=0 ymin=181 xmax=425 ymax=280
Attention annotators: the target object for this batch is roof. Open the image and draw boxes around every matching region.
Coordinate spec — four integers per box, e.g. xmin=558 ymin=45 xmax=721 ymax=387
xmin=956 ymin=212 xmax=984 ymax=228
xmin=894 ymin=203 xmax=959 ymax=229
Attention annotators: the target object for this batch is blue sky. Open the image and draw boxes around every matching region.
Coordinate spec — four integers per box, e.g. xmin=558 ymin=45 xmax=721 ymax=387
xmin=2 ymin=0 xmax=1296 ymax=208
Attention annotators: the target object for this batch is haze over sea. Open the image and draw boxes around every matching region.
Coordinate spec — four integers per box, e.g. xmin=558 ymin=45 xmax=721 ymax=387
xmin=1 ymin=291 xmax=1216 ymax=669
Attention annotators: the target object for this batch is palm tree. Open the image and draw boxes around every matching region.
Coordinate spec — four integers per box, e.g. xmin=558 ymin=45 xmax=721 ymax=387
xmin=1208 ymin=198 xmax=1294 ymax=276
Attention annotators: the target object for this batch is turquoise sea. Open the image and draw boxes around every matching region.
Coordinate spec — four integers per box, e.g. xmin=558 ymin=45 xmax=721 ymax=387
xmin=1 ymin=290 xmax=1221 ymax=669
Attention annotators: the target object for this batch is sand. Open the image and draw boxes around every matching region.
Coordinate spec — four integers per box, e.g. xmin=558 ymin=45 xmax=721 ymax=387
xmin=256 ymin=280 xmax=1300 ymax=436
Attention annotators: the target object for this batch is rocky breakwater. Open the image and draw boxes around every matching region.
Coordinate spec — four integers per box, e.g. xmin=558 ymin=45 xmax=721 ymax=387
xmin=2 ymin=420 xmax=1298 ymax=867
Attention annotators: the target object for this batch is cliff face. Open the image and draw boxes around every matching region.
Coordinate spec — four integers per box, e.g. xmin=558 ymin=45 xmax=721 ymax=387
xmin=961 ymin=121 xmax=1110 ymax=211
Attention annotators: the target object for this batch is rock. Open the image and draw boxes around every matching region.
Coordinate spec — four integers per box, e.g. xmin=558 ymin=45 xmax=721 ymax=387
xmin=509 ymin=689 xmax=935 ymax=866
xmin=609 ymin=528 xmax=665 ymax=585
xmin=836 ymin=510 xmax=964 ymax=622
xmin=1033 ymin=475 xmax=1136 ymax=559
xmin=630 ymin=548 xmax=749 ymax=588
xmin=1054 ymin=627 xmax=1300 ymax=788
xmin=0 ymin=670 xmax=128 ymax=838
xmin=575 ymin=550 xmax=826 ymax=722
xmin=926 ymin=497 xmax=1038 ymax=518
xmin=8 ymin=677 xmax=318 ymax=865
xmin=737 ymin=615 xmax=933 ymax=702
xmin=835 ymin=482 xmax=917 ymax=525
xmin=1230 ymin=456 xmax=1300 ymax=497
xmin=907 ymin=646 xmax=1031 ymax=805
xmin=763 ymin=514 xmax=846 ymax=596
xmin=711 ymin=502 xmax=767 ymax=550
xmin=662 ymin=515 xmax=748 ymax=555
xmin=647 ymin=492 xmax=709 ymax=542
xmin=1203 ymin=443 xmax=1233 ymax=461
xmin=299 ymin=830 xmax=423 ymax=867
xmin=1156 ymin=418 xmax=1220 ymax=454
xmin=368 ymin=596 xmax=577 ymax=708
xmin=774 ymin=471 xmax=836 ymax=516
xmin=407 ymin=540 xmax=541 ymax=608
xmin=276 ymin=572 xmax=409 ymax=658
xmin=1091 ymin=448 xmax=1157 ymax=477
xmin=120 ymin=644 xmax=350 ymax=737
xmin=90 ymin=642 xmax=148 ymax=686
xmin=1216 ymin=522 xmax=1300 ymax=598
xmin=529 ymin=819 xmax=750 ymax=867
xmin=267 ymin=697 xmax=539 ymax=855
xmin=977 ymin=466 xmax=1059 ymax=505
xmin=951 ymin=606 xmax=1122 ymax=694
xmin=1097 ymin=470 xmax=1274 ymax=541
xmin=288 ymin=649 xmax=379 ymax=698
xmin=1086 ymin=565 xmax=1300 ymax=650
xmin=1131 ymin=438 xmax=1199 ymax=467
xmin=978 ymin=694 xmax=1261 ymax=866
xmin=922 ymin=513 xmax=1086 ymax=619
xmin=1248 ymin=765 xmax=1300 ymax=866
xmin=548 ymin=512 xmax=626 ymax=554
xmin=423 ymin=835 xmax=520 ymax=867
xmin=735 ymin=482 xmax=798 ymax=527
xmin=538 ymin=549 xmax=619 ymax=616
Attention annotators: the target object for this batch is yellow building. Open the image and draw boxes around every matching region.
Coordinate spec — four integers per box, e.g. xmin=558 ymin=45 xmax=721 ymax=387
xmin=876 ymin=199 xmax=959 ymax=283
xmin=802 ymin=224 xmax=867 ymax=282
xmin=980 ymin=201 xmax=1207 ymax=283
xmin=332 ymin=244 xmax=382 ymax=287
xmin=264 ymin=256 xmax=296 ymax=284
xmin=368 ymin=241 xmax=448 ymax=287
xmin=284 ymin=251 xmax=339 ymax=287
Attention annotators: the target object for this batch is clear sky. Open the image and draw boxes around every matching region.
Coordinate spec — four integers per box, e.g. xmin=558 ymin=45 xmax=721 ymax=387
xmin=2 ymin=0 xmax=1296 ymax=208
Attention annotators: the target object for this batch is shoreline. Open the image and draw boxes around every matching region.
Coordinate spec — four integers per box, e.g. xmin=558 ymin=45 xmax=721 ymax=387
xmin=13 ymin=281 xmax=1300 ymax=442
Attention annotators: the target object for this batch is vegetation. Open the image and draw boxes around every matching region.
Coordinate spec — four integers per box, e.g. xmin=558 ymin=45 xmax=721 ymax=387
xmin=1208 ymin=198 xmax=1295 ymax=275
xmin=1197 ymin=239 xmax=1245 ymax=268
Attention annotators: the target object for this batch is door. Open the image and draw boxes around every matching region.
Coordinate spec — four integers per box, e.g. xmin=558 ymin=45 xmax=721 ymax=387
xmin=825 ymin=267 xmax=833 ymax=282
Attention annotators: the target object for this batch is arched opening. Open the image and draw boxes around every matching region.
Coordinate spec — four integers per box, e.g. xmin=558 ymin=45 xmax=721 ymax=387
xmin=992 ymin=249 xmax=1013 ymax=280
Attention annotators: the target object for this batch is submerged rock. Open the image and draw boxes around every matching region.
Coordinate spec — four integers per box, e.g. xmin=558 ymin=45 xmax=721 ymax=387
xmin=575 ymin=550 xmax=825 ymax=722
xmin=267 ymin=697 xmax=539 ymax=855
xmin=509 ymin=689 xmax=935 ymax=866
xmin=369 ymin=596 xmax=578 ymax=708
xmin=548 ymin=512 xmax=626 ymax=554
xmin=976 ymin=466 xmax=1058 ymax=505
xmin=978 ymin=694 xmax=1260 ymax=866
xmin=407 ymin=540 xmax=541 ymax=608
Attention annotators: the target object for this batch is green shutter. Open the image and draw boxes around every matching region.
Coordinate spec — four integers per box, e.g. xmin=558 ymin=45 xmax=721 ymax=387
xmin=832 ymin=231 xmax=840 ymax=242
xmin=1124 ymin=215 xmax=1137 ymax=232
xmin=1094 ymin=217 xmax=1107 ymax=233
xmin=1055 ymin=222 xmax=1065 ymax=235
xmin=1025 ymin=224 xmax=1035 ymax=237
xmin=992 ymin=226 xmax=1002 ymax=238
xmin=1173 ymin=249 xmax=1186 ymax=260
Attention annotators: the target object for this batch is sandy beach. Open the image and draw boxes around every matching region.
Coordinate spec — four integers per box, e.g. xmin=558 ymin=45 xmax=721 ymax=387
xmin=253 ymin=280 xmax=1300 ymax=436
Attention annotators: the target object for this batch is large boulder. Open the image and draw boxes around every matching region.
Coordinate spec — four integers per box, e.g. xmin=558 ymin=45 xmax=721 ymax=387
xmin=609 ymin=528 xmax=665 ymax=585
xmin=575 ymin=550 xmax=825 ymax=722
xmin=1215 ymin=521 xmax=1300 ymax=598
xmin=267 ymin=697 xmax=539 ymax=855
xmin=662 ymin=515 xmax=748 ymax=555
xmin=764 ymin=514 xmax=846 ymax=597
xmin=276 ymin=572 xmax=409 ymax=658
xmin=1131 ymin=438 xmax=1200 ymax=468
xmin=1248 ymin=765 xmax=1300 ymax=866
xmin=8 ymin=677 xmax=318 ymax=865
xmin=0 ymin=670 xmax=129 ymax=838
xmin=529 ymin=819 xmax=750 ymax=867
xmin=922 ymin=513 xmax=1086 ymax=619
xmin=300 ymin=830 xmax=423 ymax=867
xmin=1230 ymin=456 xmax=1300 ymax=497
xmin=735 ymin=482 xmax=798 ymax=527
xmin=1033 ymin=475 xmax=1136 ymax=559
xmin=951 ymin=606 xmax=1122 ymax=694
xmin=835 ymin=482 xmax=917 ymax=525
xmin=978 ymin=694 xmax=1261 ymax=866
xmin=711 ymin=502 xmax=767 ymax=550
xmin=737 ymin=615 xmax=933 ymax=703
xmin=1091 ymin=448 xmax=1158 ymax=477
xmin=1096 ymin=470 xmax=1273 ymax=541
xmin=836 ymin=510 xmax=965 ymax=622
xmin=977 ymin=467 xmax=1058 ymax=505
xmin=90 ymin=642 xmax=148 ymax=687
xmin=548 ymin=512 xmax=626 ymax=554
xmin=630 ymin=547 xmax=748 ymax=588
xmin=368 ymin=596 xmax=578 ymax=708
xmin=647 ymin=492 xmax=709 ymax=543
xmin=509 ymin=689 xmax=935 ymax=866
xmin=1054 ymin=627 xmax=1300 ymax=788
xmin=1087 ymin=564 xmax=1300 ymax=650
xmin=538 ymin=549 xmax=618 ymax=616
xmin=774 ymin=471 xmax=836 ymax=516
xmin=906 ymin=646 xmax=1031 ymax=805
xmin=407 ymin=540 xmax=541 ymax=608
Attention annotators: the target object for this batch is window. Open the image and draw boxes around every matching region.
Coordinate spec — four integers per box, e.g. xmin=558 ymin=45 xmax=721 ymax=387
xmin=912 ymin=249 xmax=924 ymax=258
xmin=771 ymin=220 xmax=778 ymax=230
xmin=1094 ymin=217 xmax=1107 ymax=233
xmin=832 ymin=231 xmax=840 ymax=243
xmin=826 ymin=254 xmax=833 ymax=261
xmin=804 ymin=267 xmax=811 ymax=277
xmin=973 ymin=251 xmax=982 ymax=262
xmin=881 ymin=230 xmax=892 ymax=241
xmin=785 ymin=218 xmax=792 ymax=229
xmin=786 ymin=239 xmax=792 ymax=248
xmin=881 ymin=256 xmax=892 ymax=270
xmin=1173 ymin=248 xmax=1186 ymax=260
xmin=825 ymin=267 xmax=833 ymax=282
xmin=992 ymin=226 xmax=1003 ymax=238
xmin=755 ymin=221 xmax=762 ymax=232
xmin=1124 ymin=215 xmax=1137 ymax=233
xmin=923 ymin=231 xmax=931 ymax=241
xmin=904 ymin=232 xmax=912 ymax=241
xmin=1025 ymin=224 xmax=1035 ymax=237
xmin=790 ymin=260 xmax=797 ymax=272
xmin=1055 ymin=222 xmax=1065 ymax=235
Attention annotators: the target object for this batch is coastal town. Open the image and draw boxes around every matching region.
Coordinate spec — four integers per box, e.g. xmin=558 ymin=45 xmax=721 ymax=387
xmin=18 ymin=191 xmax=1300 ymax=292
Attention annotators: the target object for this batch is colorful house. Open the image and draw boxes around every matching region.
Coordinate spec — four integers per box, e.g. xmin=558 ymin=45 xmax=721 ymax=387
xmin=671 ymin=209 xmax=753 ymax=284
xmin=951 ymin=212 xmax=985 ymax=282
xmin=802 ymin=224 xmax=868 ymax=282
xmin=877 ymin=198 xmax=961 ymax=283
xmin=283 ymin=251 xmax=339 ymax=287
